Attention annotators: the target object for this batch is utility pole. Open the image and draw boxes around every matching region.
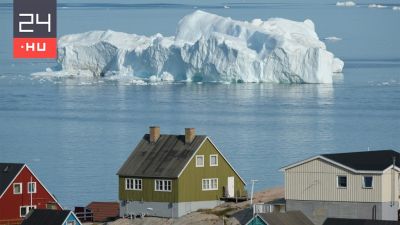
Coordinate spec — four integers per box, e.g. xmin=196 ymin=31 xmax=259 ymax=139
xmin=250 ymin=179 xmax=259 ymax=216
xmin=250 ymin=179 xmax=258 ymax=206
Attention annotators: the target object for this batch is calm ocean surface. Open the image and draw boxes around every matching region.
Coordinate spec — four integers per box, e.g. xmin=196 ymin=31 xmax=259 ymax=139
xmin=0 ymin=2 xmax=400 ymax=209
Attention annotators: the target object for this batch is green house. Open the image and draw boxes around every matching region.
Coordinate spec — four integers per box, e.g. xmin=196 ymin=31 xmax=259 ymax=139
xmin=117 ymin=126 xmax=246 ymax=218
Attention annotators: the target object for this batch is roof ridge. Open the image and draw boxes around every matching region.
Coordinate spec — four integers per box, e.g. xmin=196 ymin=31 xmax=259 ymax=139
xmin=322 ymin=149 xmax=397 ymax=155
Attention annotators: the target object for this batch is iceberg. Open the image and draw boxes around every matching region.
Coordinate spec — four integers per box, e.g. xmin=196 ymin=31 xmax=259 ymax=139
xmin=324 ymin=36 xmax=342 ymax=42
xmin=39 ymin=10 xmax=344 ymax=84
xmin=368 ymin=4 xmax=387 ymax=8
xmin=336 ymin=1 xmax=356 ymax=7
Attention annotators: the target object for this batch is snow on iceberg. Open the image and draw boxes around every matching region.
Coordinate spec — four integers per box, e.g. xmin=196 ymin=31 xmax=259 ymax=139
xmin=368 ymin=4 xmax=387 ymax=8
xmin=336 ymin=1 xmax=356 ymax=7
xmin=38 ymin=10 xmax=344 ymax=84
xmin=324 ymin=36 xmax=342 ymax=42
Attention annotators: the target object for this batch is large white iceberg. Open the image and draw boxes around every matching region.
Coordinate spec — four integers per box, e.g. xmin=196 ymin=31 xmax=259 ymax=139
xmin=41 ymin=10 xmax=344 ymax=84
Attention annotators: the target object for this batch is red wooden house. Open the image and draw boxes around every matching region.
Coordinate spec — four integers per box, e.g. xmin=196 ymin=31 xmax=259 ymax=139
xmin=0 ymin=163 xmax=62 ymax=225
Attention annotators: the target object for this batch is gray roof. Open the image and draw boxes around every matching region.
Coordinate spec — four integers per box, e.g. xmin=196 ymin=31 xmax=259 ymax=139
xmin=0 ymin=163 xmax=24 ymax=197
xmin=322 ymin=150 xmax=400 ymax=171
xmin=323 ymin=218 xmax=400 ymax=225
xmin=117 ymin=134 xmax=207 ymax=178
xmin=256 ymin=211 xmax=315 ymax=225
xmin=266 ymin=197 xmax=286 ymax=205
xmin=21 ymin=209 xmax=73 ymax=225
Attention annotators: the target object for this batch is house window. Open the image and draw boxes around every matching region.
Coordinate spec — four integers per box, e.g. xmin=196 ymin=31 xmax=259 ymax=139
xmin=28 ymin=182 xmax=37 ymax=193
xmin=13 ymin=183 xmax=22 ymax=194
xmin=125 ymin=178 xmax=142 ymax=190
xmin=202 ymin=178 xmax=218 ymax=191
xmin=337 ymin=176 xmax=347 ymax=188
xmin=155 ymin=180 xmax=172 ymax=192
xmin=196 ymin=155 xmax=204 ymax=167
xmin=20 ymin=205 xmax=36 ymax=217
xmin=363 ymin=176 xmax=373 ymax=188
xmin=210 ymin=154 xmax=218 ymax=166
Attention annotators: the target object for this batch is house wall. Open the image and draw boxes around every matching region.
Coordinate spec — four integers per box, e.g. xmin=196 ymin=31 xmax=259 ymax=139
xmin=285 ymin=158 xmax=384 ymax=202
xmin=120 ymin=200 xmax=221 ymax=218
xmin=118 ymin=178 xmax=178 ymax=202
xmin=381 ymin=168 xmax=400 ymax=202
xmin=0 ymin=167 xmax=62 ymax=222
xmin=178 ymin=139 xmax=246 ymax=202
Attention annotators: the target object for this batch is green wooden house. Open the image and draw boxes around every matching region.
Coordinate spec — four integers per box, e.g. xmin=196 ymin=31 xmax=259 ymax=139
xmin=117 ymin=126 xmax=246 ymax=218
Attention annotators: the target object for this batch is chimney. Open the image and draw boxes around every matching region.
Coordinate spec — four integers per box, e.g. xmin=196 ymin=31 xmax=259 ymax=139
xmin=185 ymin=128 xmax=195 ymax=144
xmin=149 ymin=126 xmax=160 ymax=143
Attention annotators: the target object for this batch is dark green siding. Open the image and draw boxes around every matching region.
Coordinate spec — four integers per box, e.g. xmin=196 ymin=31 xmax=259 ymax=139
xmin=178 ymin=139 xmax=246 ymax=202
xmin=119 ymin=177 xmax=178 ymax=202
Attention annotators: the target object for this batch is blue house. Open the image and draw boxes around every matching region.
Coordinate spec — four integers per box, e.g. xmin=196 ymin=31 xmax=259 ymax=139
xmin=21 ymin=209 xmax=82 ymax=225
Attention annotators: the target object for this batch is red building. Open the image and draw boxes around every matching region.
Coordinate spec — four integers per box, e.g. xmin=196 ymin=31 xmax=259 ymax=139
xmin=0 ymin=163 xmax=62 ymax=225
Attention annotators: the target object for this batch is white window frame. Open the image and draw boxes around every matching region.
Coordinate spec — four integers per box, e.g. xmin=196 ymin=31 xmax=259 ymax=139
xmin=20 ymin=205 xmax=36 ymax=218
xmin=196 ymin=155 xmax=204 ymax=167
xmin=337 ymin=175 xmax=347 ymax=189
xmin=28 ymin=182 xmax=37 ymax=194
xmin=13 ymin=183 xmax=22 ymax=195
xmin=210 ymin=154 xmax=218 ymax=167
xmin=125 ymin=178 xmax=142 ymax=191
xmin=154 ymin=179 xmax=172 ymax=192
xmin=362 ymin=176 xmax=374 ymax=189
xmin=202 ymin=178 xmax=218 ymax=191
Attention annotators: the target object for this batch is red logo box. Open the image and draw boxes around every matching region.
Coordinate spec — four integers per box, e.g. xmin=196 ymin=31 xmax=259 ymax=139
xmin=13 ymin=38 xmax=57 ymax=58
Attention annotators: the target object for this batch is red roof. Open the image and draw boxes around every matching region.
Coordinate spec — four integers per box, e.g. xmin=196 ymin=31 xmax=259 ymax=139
xmin=86 ymin=202 xmax=119 ymax=222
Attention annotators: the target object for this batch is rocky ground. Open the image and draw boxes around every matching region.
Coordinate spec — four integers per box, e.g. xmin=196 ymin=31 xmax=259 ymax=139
xmin=85 ymin=187 xmax=284 ymax=225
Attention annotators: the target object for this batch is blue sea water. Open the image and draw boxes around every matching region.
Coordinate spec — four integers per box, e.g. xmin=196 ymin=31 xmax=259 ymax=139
xmin=0 ymin=2 xmax=400 ymax=209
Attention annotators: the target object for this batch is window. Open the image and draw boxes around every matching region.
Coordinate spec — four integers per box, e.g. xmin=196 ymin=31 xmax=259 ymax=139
xmin=196 ymin=155 xmax=204 ymax=167
xmin=202 ymin=178 xmax=218 ymax=191
xmin=13 ymin=183 xmax=22 ymax=194
xmin=337 ymin=176 xmax=347 ymax=188
xmin=363 ymin=176 xmax=373 ymax=188
xmin=210 ymin=154 xmax=218 ymax=166
xmin=155 ymin=180 xmax=172 ymax=192
xmin=28 ymin=182 xmax=37 ymax=193
xmin=20 ymin=205 xmax=36 ymax=217
xmin=125 ymin=178 xmax=142 ymax=190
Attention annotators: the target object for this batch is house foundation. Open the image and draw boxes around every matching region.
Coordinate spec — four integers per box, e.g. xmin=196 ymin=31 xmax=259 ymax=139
xmin=286 ymin=199 xmax=399 ymax=225
xmin=120 ymin=200 xmax=222 ymax=218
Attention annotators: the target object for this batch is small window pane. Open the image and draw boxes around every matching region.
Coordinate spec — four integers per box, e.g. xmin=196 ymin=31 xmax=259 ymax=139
xmin=196 ymin=156 xmax=204 ymax=167
xmin=210 ymin=155 xmax=218 ymax=166
xmin=28 ymin=182 xmax=36 ymax=193
xmin=20 ymin=207 xmax=27 ymax=217
xmin=14 ymin=183 xmax=22 ymax=194
xmin=338 ymin=176 xmax=347 ymax=188
xmin=363 ymin=176 xmax=373 ymax=188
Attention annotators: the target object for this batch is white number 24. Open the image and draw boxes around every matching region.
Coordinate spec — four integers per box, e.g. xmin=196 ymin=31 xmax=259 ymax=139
xmin=19 ymin=13 xmax=51 ymax=33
